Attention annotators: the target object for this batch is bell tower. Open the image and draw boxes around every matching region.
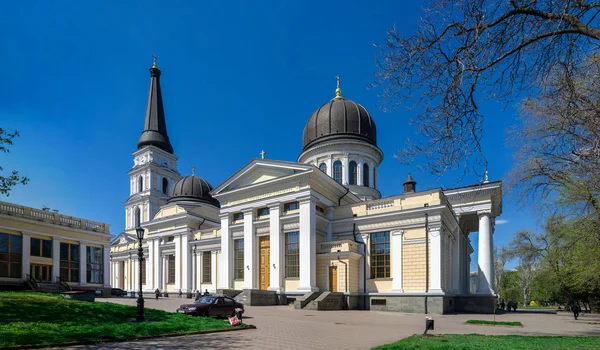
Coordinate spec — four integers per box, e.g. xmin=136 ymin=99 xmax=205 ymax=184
xmin=124 ymin=57 xmax=181 ymax=231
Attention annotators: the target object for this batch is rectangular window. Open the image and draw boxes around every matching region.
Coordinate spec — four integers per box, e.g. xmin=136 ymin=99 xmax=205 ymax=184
xmin=370 ymin=232 xmax=390 ymax=279
xmin=167 ymin=255 xmax=175 ymax=284
xmin=86 ymin=246 xmax=103 ymax=284
xmin=31 ymin=238 xmax=52 ymax=258
xmin=233 ymin=212 xmax=244 ymax=222
xmin=60 ymin=242 xmax=79 ymax=282
xmin=234 ymin=239 xmax=244 ymax=280
xmin=283 ymin=201 xmax=299 ymax=212
xmin=141 ymin=259 xmax=146 ymax=284
xmin=257 ymin=207 xmax=270 ymax=218
xmin=202 ymin=251 xmax=212 ymax=283
xmin=0 ymin=233 xmax=22 ymax=278
xmin=285 ymin=232 xmax=299 ymax=278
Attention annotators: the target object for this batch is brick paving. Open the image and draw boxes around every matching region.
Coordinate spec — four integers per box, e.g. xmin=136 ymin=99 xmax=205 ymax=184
xmin=62 ymin=297 xmax=600 ymax=350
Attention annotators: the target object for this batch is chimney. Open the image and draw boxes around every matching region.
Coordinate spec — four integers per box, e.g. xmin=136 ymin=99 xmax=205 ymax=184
xmin=403 ymin=173 xmax=416 ymax=193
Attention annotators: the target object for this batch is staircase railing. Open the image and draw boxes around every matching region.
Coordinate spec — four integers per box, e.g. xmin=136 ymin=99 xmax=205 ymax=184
xmin=57 ymin=277 xmax=72 ymax=292
xmin=25 ymin=274 xmax=39 ymax=291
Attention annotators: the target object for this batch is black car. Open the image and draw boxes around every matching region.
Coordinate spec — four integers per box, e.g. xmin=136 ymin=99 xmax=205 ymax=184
xmin=111 ymin=288 xmax=127 ymax=297
xmin=176 ymin=296 xmax=244 ymax=317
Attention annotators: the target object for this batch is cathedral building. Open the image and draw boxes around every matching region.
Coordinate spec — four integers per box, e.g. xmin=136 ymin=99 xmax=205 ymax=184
xmin=110 ymin=60 xmax=502 ymax=314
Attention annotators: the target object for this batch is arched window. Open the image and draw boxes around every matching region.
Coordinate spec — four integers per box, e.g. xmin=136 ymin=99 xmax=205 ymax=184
xmin=134 ymin=207 xmax=141 ymax=227
xmin=162 ymin=178 xmax=168 ymax=194
xmin=349 ymin=161 xmax=358 ymax=185
xmin=138 ymin=175 xmax=144 ymax=193
xmin=319 ymin=163 xmax=327 ymax=174
xmin=333 ymin=161 xmax=342 ymax=184
xmin=363 ymin=164 xmax=370 ymax=187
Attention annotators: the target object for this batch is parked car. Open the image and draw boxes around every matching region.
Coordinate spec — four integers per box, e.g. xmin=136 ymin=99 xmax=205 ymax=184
xmin=176 ymin=296 xmax=244 ymax=317
xmin=111 ymin=288 xmax=127 ymax=297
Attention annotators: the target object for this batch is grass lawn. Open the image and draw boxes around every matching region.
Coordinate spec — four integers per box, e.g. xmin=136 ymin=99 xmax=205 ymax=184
xmin=373 ymin=334 xmax=600 ymax=350
xmin=466 ymin=320 xmax=523 ymax=327
xmin=0 ymin=292 xmax=238 ymax=347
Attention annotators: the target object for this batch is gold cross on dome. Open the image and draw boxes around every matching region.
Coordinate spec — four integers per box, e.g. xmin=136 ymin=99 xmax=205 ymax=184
xmin=336 ymin=75 xmax=340 ymax=89
xmin=191 ymin=164 xmax=196 ymax=176
xmin=260 ymin=150 xmax=266 ymax=159
xmin=152 ymin=54 xmax=158 ymax=68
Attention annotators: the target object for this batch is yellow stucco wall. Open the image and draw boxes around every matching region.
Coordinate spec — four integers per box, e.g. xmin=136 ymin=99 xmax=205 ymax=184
xmin=367 ymin=279 xmax=392 ymax=292
xmin=402 ymin=243 xmax=427 ymax=292
xmin=0 ymin=217 xmax=110 ymax=245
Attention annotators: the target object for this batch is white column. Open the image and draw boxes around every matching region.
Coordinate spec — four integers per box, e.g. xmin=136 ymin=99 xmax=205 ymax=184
xmin=298 ymin=198 xmax=318 ymax=292
xmin=357 ymin=161 xmax=364 ymax=186
xmin=147 ymin=240 xmax=154 ymax=289
xmin=52 ymin=238 xmax=60 ymax=282
xmin=369 ymin=163 xmax=375 ymax=188
xmin=162 ymin=255 xmax=167 ymax=290
xmin=326 ymin=155 xmax=333 ymax=177
xmin=477 ymin=210 xmax=494 ymax=294
xmin=211 ymin=251 xmax=217 ymax=293
xmin=218 ymin=214 xmax=232 ymax=289
xmin=154 ymin=240 xmax=161 ymax=290
xmin=268 ymin=204 xmax=282 ymax=291
xmin=79 ymin=243 xmax=87 ymax=285
xmin=429 ymin=227 xmax=443 ymax=293
xmin=191 ymin=249 xmax=197 ymax=292
xmin=21 ymin=232 xmax=31 ymax=281
xmin=391 ymin=230 xmax=404 ymax=292
xmin=243 ymin=209 xmax=255 ymax=289
xmin=104 ymin=246 xmax=111 ymax=287
xmin=452 ymin=233 xmax=460 ymax=293
xmin=174 ymin=235 xmax=182 ymax=289
xmin=359 ymin=234 xmax=368 ymax=293
xmin=325 ymin=208 xmax=334 ymax=241
xmin=342 ymin=153 xmax=349 ymax=185
xmin=181 ymin=234 xmax=191 ymax=293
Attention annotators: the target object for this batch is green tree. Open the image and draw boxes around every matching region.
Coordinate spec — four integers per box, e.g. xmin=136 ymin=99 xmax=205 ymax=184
xmin=0 ymin=128 xmax=29 ymax=196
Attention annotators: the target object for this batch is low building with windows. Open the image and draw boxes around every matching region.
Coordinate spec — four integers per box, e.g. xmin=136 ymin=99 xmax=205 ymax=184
xmin=0 ymin=201 xmax=111 ymax=294
xmin=110 ymin=61 xmax=502 ymax=314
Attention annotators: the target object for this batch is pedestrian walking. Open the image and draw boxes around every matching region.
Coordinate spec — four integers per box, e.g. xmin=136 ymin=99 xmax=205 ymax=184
xmin=178 ymin=289 xmax=182 ymax=298
xmin=573 ymin=302 xmax=581 ymax=320
xmin=155 ymin=288 xmax=160 ymax=301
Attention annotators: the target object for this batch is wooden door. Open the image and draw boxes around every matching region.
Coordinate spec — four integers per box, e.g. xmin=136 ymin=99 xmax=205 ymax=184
xmin=119 ymin=261 xmax=125 ymax=289
xmin=259 ymin=236 xmax=270 ymax=290
xmin=30 ymin=264 xmax=51 ymax=282
xmin=329 ymin=266 xmax=338 ymax=292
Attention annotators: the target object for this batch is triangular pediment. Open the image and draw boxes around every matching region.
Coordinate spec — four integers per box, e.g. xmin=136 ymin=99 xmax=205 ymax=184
xmin=212 ymin=159 xmax=314 ymax=195
xmin=110 ymin=231 xmax=135 ymax=246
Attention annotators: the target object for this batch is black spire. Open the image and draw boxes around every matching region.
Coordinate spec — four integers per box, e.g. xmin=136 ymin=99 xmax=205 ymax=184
xmin=136 ymin=56 xmax=174 ymax=154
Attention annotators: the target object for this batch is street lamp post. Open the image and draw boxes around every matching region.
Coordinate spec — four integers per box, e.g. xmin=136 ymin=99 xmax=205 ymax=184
xmin=135 ymin=226 xmax=145 ymax=322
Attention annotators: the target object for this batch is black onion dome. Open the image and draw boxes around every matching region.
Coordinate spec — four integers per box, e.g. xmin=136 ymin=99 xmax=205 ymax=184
xmin=168 ymin=175 xmax=219 ymax=207
xmin=302 ymin=98 xmax=377 ymax=151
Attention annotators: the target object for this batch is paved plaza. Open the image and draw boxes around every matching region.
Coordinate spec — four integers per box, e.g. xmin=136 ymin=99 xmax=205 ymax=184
xmin=63 ymin=297 xmax=600 ymax=350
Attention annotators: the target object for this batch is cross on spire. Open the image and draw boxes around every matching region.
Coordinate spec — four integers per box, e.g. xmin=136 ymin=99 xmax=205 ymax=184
xmin=334 ymin=75 xmax=343 ymax=99
xmin=152 ymin=54 xmax=158 ymax=68
xmin=260 ymin=150 xmax=266 ymax=159
xmin=191 ymin=164 xmax=196 ymax=176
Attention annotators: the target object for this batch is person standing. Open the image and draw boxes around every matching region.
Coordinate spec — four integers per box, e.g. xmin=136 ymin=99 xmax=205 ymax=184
xmin=155 ymin=288 xmax=160 ymax=301
xmin=178 ymin=289 xmax=182 ymax=298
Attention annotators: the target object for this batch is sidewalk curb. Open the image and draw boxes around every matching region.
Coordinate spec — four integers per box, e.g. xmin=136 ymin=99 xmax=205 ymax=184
xmin=0 ymin=325 xmax=257 ymax=349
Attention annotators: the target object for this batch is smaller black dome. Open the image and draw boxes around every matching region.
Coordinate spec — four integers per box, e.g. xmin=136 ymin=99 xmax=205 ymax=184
xmin=168 ymin=175 xmax=219 ymax=207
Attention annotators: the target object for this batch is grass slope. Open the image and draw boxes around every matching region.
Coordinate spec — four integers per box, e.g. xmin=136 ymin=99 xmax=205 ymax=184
xmin=0 ymin=292 xmax=233 ymax=347
xmin=466 ymin=320 xmax=523 ymax=326
xmin=373 ymin=334 xmax=600 ymax=350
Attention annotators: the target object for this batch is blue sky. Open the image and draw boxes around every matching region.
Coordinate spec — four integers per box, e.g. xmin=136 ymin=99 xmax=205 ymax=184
xmin=0 ymin=1 xmax=537 ymax=271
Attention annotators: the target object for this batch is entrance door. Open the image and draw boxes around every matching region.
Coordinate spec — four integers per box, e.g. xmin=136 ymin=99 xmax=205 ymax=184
xmin=119 ymin=261 xmax=125 ymax=289
xmin=30 ymin=264 xmax=52 ymax=282
xmin=329 ymin=266 xmax=338 ymax=292
xmin=259 ymin=236 xmax=270 ymax=290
